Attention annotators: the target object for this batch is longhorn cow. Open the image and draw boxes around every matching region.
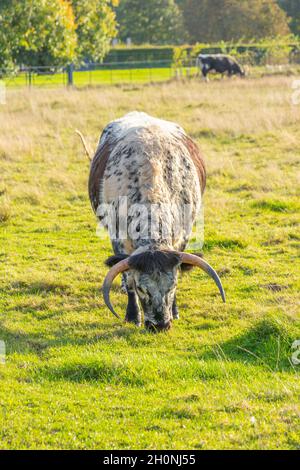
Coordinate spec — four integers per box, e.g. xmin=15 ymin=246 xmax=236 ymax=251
xmin=87 ymin=112 xmax=225 ymax=332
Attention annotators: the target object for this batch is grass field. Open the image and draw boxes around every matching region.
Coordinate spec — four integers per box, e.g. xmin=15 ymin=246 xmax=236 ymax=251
xmin=0 ymin=77 xmax=299 ymax=449
xmin=2 ymin=67 xmax=178 ymax=88
xmin=3 ymin=64 xmax=299 ymax=88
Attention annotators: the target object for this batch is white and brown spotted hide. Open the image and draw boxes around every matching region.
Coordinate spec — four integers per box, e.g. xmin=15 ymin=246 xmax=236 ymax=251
xmin=89 ymin=112 xmax=206 ymax=255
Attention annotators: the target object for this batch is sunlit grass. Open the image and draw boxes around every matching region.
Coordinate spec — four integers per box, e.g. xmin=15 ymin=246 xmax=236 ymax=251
xmin=2 ymin=67 xmax=177 ymax=88
xmin=3 ymin=64 xmax=300 ymax=88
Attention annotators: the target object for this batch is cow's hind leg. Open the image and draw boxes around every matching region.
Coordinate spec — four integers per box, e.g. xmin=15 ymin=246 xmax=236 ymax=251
xmin=123 ymin=273 xmax=141 ymax=326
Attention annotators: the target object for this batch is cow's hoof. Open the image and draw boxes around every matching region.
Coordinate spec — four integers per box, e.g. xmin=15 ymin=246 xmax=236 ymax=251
xmin=125 ymin=318 xmax=141 ymax=327
xmin=145 ymin=321 xmax=172 ymax=333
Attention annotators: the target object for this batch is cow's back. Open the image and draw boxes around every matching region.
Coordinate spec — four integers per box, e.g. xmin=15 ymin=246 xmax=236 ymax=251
xmin=89 ymin=112 xmax=205 ymax=215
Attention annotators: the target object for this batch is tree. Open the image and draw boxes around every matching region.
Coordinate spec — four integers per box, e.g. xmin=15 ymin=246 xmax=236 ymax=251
xmin=116 ymin=0 xmax=186 ymax=45
xmin=71 ymin=0 xmax=119 ymax=62
xmin=179 ymin=0 xmax=290 ymax=43
xmin=0 ymin=0 xmax=77 ymax=68
xmin=0 ymin=0 xmax=119 ymax=68
xmin=277 ymin=0 xmax=300 ymax=35
xmin=0 ymin=1 xmax=15 ymax=68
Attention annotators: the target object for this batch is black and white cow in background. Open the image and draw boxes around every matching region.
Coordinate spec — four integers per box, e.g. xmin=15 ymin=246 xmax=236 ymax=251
xmin=86 ymin=112 xmax=225 ymax=332
xmin=197 ymin=54 xmax=245 ymax=81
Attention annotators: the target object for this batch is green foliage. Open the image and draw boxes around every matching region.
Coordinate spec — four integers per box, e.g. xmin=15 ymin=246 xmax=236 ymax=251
xmin=0 ymin=0 xmax=77 ymax=68
xmin=71 ymin=0 xmax=119 ymax=62
xmin=103 ymin=36 xmax=300 ymax=69
xmin=172 ymin=35 xmax=300 ymax=66
xmin=179 ymin=0 xmax=291 ymax=43
xmin=0 ymin=0 xmax=119 ymax=68
xmin=116 ymin=0 xmax=186 ymax=45
xmin=104 ymin=46 xmax=175 ymax=66
xmin=0 ymin=1 xmax=15 ymax=68
xmin=278 ymin=0 xmax=300 ymax=35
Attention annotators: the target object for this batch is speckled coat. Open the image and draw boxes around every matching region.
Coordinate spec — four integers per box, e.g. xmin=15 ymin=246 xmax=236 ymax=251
xmin=89 ymin=112 xmax=206 ymax=258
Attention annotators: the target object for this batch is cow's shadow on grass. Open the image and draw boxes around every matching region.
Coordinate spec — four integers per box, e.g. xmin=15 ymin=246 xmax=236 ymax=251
xmin=202 ymin=318 xmax=295 ymax=371
xmin=4 ymin=280 xmax=72 ymax=295
xmin=0 ymin=278 xmax=150 ymax=386
xmin=0 ymin=322 xmax=137 ymax=355
xmin=1 ymin=280 xmax=141 ymax=356
xmin=2 ymin=281 xmax=296 ymax=384
xmin=0 ymin=321 xmax=148 ymax=387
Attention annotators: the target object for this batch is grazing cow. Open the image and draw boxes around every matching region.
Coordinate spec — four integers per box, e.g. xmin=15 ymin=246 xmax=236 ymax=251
xmin=87 ymin=112 xmax=225 ymax=332
xmin=197 ymin=54 xmax=245 ymax=81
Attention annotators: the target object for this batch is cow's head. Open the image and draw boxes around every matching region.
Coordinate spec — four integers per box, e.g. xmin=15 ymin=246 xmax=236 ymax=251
xmin=103 ymin=250 xmax=225 ymax=332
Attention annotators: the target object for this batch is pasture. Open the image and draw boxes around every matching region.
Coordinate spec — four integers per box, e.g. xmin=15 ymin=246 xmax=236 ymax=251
xmin=2 ymin=66 xmax=176 ymax=88
xmin=2 ymin=64 xmax=300 ymax=89
xmin=0 ymin=76 xmax=299 ymax=449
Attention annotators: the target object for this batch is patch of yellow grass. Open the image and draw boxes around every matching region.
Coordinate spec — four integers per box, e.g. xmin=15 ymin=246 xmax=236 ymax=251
xmin=0 ymin=76 xmax=299 ymax=149
xmin=1 ymin=75 xmax=300 ymax=226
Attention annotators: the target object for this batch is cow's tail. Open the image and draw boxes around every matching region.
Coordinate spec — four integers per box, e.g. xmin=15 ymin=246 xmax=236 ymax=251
xmin=76 ymin=130 xmax=92 ymax=161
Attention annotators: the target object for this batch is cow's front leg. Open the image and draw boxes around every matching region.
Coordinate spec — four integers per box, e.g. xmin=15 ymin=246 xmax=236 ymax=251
xmin=202 ymin=66 xmax=210 ymax=82
xmin=126 ymin=290 xmax=141 ymax=326
xmin=123 ymin=273 xmax=141 ymax=326
xmin=172 ymin=296 xmax=179 ymax=320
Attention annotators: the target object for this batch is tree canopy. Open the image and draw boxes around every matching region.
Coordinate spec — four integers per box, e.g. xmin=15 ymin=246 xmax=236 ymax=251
xmin=179 ymin=0 xmax=291 ymax=43
xmin=0 ymin=0 xmax=298 ymax=68
xmin=0 ymin=0 xmax=118 ymax=68
xmin=72 ymin=0 xmax=119 ymax=62
xmin=0 ymin=0 xmax=77 ymax=68
xmin=277 ymin=0 xmax=300 ymax=35
xmin=115 ymin=0 xmax=294 ymax=45
xmin=116 ymin=0 xmax=186 ymax=45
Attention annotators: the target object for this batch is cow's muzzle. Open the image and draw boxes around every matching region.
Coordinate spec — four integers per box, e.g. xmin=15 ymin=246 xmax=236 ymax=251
xmin=145 ymin=320 xmax=172 ymax=333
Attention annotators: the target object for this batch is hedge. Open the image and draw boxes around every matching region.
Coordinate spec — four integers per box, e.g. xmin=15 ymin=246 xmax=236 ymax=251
xmin=103 ymin=46 xmax=175 ymax=67
xmin=103 ymin=36 xmax=300 ymax=67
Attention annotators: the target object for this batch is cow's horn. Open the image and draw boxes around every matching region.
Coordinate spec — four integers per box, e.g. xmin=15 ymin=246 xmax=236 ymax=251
xmin=102 ymin=258 xmax=130 ymax=319
xmin=180 ymin=253 xmax=226 ymax=303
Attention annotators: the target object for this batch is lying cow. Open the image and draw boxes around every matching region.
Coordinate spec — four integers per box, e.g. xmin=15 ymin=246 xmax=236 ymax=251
xmin=85 ymin=112 xmax=225 ymax=332
xmin=197 ymin=54 xmax=245 ymax=81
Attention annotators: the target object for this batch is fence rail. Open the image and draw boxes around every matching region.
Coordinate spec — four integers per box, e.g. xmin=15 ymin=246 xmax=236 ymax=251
xmin=0 ymin=57 xmax=299 ymax=89
xmin=0 ymin=60 xmax=194 ymax=88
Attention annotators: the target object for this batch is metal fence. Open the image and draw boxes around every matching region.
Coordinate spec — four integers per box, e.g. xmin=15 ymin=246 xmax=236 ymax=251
xmin=0 ymin=65 xmax=68 ymax=87
xmin=0 ymin=60 xmax=192 ymax=88
xmin=1 ymin=57 xmax=299 ymax=88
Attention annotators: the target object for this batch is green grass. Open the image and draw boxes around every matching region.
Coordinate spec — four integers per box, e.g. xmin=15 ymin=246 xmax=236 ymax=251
xmin=2 ymin=67 xmax=178 ymax=88
xmin=0 ymin=76 xmax=299 ymax=449
xmin=3 ymin=64 xmax=299 ymax=88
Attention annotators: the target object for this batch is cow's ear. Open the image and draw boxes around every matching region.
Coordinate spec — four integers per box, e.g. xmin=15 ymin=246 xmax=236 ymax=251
xmin=180 ymin=263 xmax=194 ymax=272
xmin=180 ymin=253 xmax=204 ymax=272
xmin=105 ymin=254 xmax=129 ymax=267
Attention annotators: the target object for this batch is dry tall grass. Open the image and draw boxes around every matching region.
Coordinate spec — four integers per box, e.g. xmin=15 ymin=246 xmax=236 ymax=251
xmin=1 ymin=76 xmax=299 ymax=216
xmin=1 ymin=76 xmax=299 ymax=154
